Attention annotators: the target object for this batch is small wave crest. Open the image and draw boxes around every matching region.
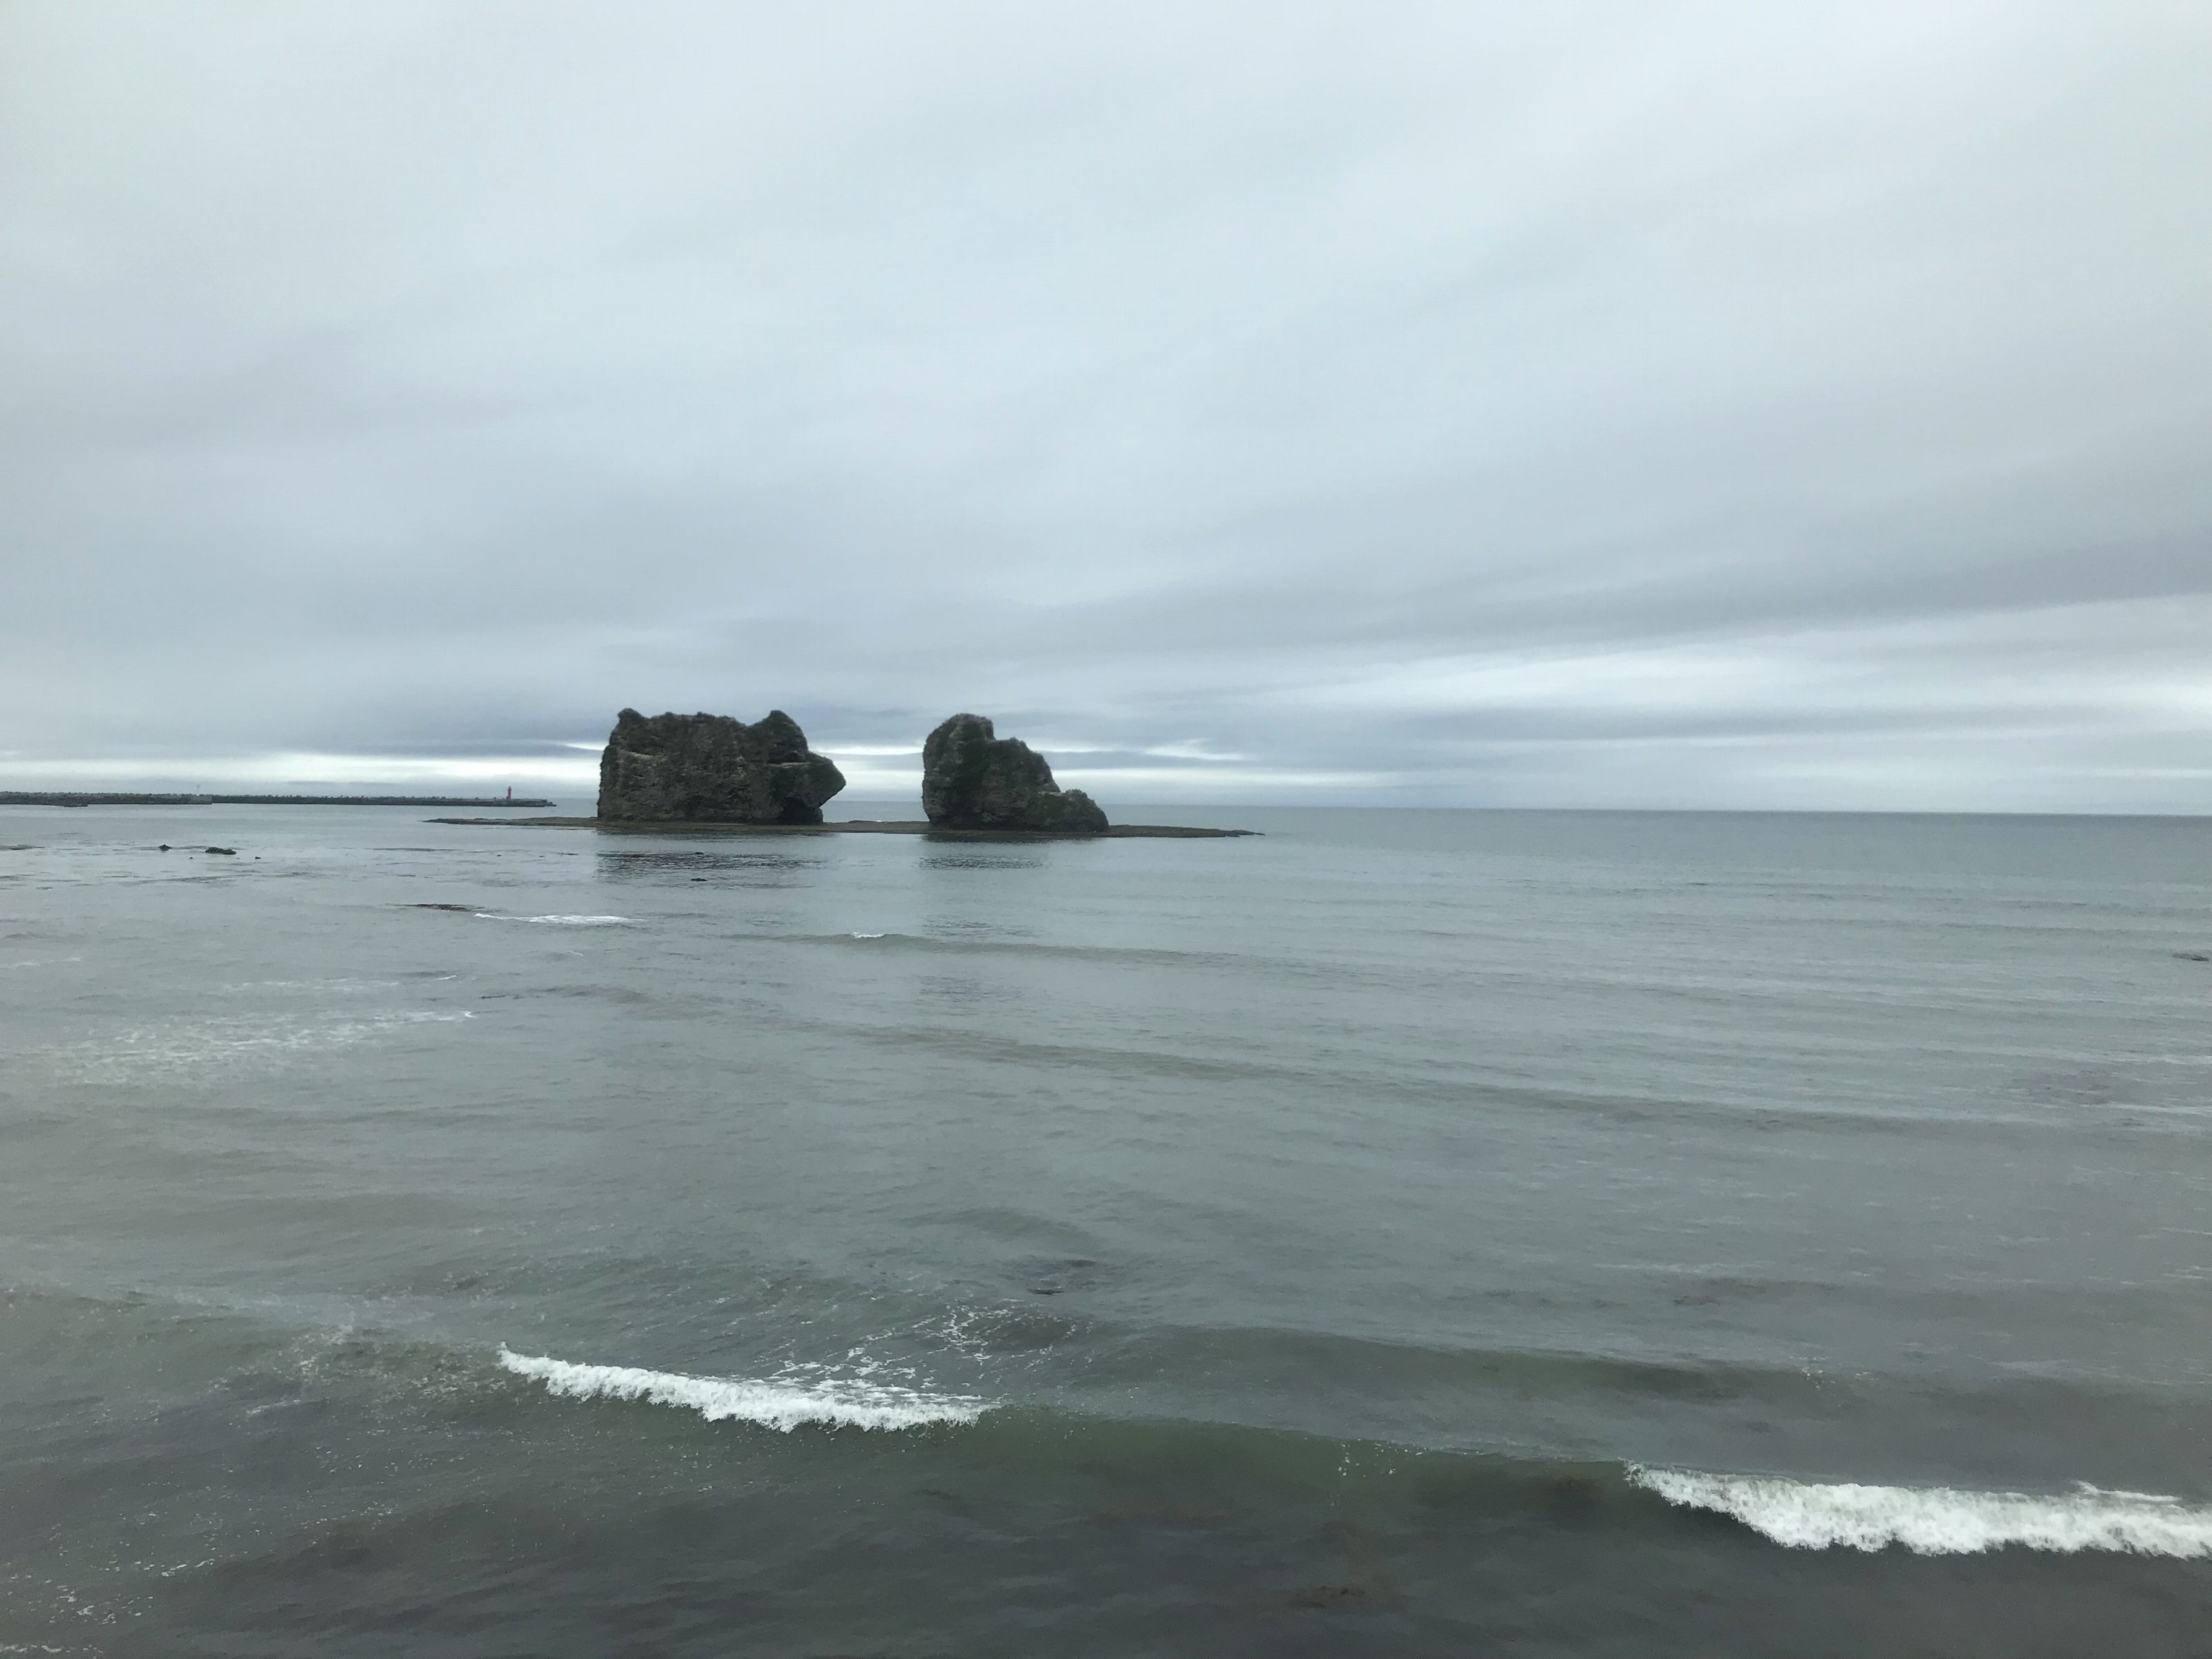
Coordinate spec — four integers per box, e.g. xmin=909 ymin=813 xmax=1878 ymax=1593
xmin=496 ymin=1348 xmax=992 ymax=1432
xmin=476 ymin=914 xmax=635 ymax=926
xmin=1630 ymin=1465 xmax=2212 ymax=1557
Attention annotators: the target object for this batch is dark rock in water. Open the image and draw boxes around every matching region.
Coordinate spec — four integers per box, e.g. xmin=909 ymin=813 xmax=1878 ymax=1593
xmin=921 ymin=714 xmax=1108 ymax=832
xmin=597 ymin=709 xmax=845 ymax=824
xmin=158 ymin=844 xmax=171 ymax=852
xmin=205 ymin=846 xmax=236 ymax=855
xmin=1022 ymin=1256 xmax=1115 ymax=1296
xmin=1285 ymin=1585 xmax=1371 ymax=1611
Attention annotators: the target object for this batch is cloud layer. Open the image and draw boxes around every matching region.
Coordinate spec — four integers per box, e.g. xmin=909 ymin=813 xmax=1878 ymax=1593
xmin=4 ymin=1 xmax=2208 ymax=808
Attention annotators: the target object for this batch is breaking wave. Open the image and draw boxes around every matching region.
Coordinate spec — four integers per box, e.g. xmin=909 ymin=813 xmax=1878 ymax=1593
xmin=496 ymin=1348 xmax=993 ymax=1432
xmin=477 ymin=914 xmax=635 ymax=926
xmin=1630 ymin=1465 xmax=2212 ymax=1557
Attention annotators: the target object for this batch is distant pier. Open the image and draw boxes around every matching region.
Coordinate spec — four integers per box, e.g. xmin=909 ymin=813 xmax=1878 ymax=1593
xmin=0 ymin=792 xmax=556 ymax=808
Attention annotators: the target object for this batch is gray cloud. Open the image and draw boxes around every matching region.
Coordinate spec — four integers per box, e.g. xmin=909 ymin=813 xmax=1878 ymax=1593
xmin=3 ymin=1 xmax=2208 ymax=808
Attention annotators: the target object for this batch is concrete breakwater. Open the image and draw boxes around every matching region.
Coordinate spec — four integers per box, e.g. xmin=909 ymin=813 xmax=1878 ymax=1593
xmin=1 ymin=791 xmax=556 ymax=808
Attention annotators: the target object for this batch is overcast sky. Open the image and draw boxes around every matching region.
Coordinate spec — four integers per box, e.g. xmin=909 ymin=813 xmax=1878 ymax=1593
xmin=3 ymin=1 xmax=2207 ymax=809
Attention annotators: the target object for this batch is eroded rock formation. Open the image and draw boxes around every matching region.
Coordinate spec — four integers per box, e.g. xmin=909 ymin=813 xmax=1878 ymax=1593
xmin=596 ymin=708 xmax=845 ymax=823
xmin=921 ymin=713 xmax=1108 ymax=832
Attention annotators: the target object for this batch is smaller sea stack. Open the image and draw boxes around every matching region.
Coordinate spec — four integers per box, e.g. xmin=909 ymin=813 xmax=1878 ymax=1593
xmin=597 ymin=709 xmax=845 ymax=823
xmin=921 ymin=714 xmax=1107 ymax=832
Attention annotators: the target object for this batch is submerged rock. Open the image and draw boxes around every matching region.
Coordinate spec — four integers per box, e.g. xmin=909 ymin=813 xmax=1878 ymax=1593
xmin=921 ymin=714 xmax=1108 ymax=832
xmin=596 ymin=709 xmax=845 ymax=823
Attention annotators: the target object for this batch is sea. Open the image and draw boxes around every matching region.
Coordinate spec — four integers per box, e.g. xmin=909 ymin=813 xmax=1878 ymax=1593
xmin=1 ymin=801 xmax=2208 ymax=1656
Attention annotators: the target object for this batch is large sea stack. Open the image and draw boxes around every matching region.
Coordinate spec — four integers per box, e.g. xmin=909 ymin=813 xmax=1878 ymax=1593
xmin=921 ymin=713 xmax=1108 ymax=832
xmin=597 ymin=709 xmax=845 ymax=823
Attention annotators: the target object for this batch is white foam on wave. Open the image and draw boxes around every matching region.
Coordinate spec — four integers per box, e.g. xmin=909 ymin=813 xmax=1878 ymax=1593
xmin=1630 ymin=1465 xmax=2212 ymax=1557
xmin=44 ymin=1009 xmax=473 ymax=1084
xmin=476 ymin=913 xmax=635 ymax=926
xmin=849 ymin=931 xmax=886 ymax=939
xmin=496 ymin=1348 xmax=992 ymax=1432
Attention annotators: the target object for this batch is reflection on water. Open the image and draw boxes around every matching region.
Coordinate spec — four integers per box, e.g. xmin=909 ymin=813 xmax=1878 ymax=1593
xmin=921 ymin=850 xmax=1048 ymax=872
xmin=596 ymin=849 xmax=825 ymax=883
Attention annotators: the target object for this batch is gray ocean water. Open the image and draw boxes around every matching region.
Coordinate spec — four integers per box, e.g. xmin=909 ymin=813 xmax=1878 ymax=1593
xmin=2 ymin=802 xmax=2209 ymax=1656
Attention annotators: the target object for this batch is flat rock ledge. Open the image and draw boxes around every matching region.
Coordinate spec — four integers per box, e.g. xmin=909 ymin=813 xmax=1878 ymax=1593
xmin=428 ymin=817 xmax=1255 ymax=838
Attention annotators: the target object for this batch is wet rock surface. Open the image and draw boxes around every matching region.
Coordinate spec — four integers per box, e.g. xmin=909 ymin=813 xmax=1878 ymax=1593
xmin=596 ymin=708 xmax=845 ymax=823
xmin=921 ymin=713 xmax=1108 ymax=832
